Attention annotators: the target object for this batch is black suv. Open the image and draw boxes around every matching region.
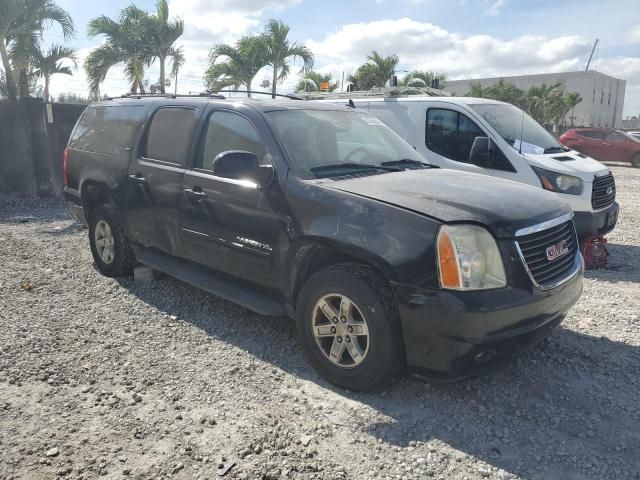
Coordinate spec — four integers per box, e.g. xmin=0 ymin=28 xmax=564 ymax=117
xmin=64 ymin=95 xmax=583 ymax=391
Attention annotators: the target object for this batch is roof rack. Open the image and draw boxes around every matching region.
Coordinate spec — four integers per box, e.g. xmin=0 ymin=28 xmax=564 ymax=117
xmin=214 ymin=89 xmax=303 ymax=100
xmin=107 ymin=92 xmax=226 ymax=100
xmin=297 ymin=85 xmax=450 ymax=100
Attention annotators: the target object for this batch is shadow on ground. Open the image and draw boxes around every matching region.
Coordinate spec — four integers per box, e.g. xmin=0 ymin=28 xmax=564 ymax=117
xmin=117 ymin=273 xmax=640 ymax=480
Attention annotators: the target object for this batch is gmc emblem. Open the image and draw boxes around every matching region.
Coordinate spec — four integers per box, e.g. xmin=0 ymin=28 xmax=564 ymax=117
xmin=546 ymin=240 xmax=569 ymax=261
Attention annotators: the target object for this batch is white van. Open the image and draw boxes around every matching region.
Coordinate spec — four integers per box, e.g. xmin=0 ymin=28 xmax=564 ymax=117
xmin=322 ymin=96 xmax=618 ymax=239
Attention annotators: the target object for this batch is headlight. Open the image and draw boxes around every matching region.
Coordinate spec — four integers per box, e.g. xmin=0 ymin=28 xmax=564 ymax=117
xmin=436 ymin=225 xmax=507 ymax=290
xmin=532 ymin=166 xmax=583 ymax=195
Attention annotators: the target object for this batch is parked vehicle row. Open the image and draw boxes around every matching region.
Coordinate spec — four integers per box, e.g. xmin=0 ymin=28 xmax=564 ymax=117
xmin=320 ymin=96 xmax=619 ymax=239
xmin=64 ymin=95 xmax=584 ymax=391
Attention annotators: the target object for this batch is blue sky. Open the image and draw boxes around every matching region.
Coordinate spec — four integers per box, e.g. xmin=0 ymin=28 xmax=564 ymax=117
xmin=47 ymin=0 xmax=640 ymax=116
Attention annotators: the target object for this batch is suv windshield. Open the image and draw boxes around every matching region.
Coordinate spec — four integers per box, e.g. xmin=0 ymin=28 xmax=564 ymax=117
xmin=470 ymin=103 xmax=563 ymax=154
xmin=267 ymin=109 xmax=428 ymax=179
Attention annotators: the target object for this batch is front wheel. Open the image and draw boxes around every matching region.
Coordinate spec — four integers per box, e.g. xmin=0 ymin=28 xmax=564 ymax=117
xmin=88 ymin=204 xmax=136 ymax=277
xmin=632 ymin=153 xmax=640 ymax=168
xmin=296 ymin=264 xmax=405 ymax=392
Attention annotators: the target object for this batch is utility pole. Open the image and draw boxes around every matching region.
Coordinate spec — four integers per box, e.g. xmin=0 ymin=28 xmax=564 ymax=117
xmin=585 ymin=39 xmax=599 ymax=71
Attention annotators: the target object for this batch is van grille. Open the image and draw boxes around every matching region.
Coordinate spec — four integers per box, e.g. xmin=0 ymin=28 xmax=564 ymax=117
xmin=516 ymin=220 xmax=578 ymax=288
xmin=591 ymin=173 xmax=616 ymax=210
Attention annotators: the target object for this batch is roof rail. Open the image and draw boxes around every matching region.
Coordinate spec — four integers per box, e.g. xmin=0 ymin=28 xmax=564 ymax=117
xmin=108 ymin=92 xmax=226 ymax=100
xmin=297 ymin=85 xmax=451 ymax=100
xmin=214 ymin=89 xmax=303 ymax=100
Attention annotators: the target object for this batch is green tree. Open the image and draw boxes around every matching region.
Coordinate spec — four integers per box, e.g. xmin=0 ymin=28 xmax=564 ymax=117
xmin=142 ymin=0 xmax=183 ymax=94
xmin=347 ymin=63 xmax=379 ymax=91
xmin=261 ymin=19 xmax=313 ymax=98
xmin=523 ymin=82 xmax=563 ymax=125
xmin=348 ymin=51 xmax=399 ymax=90
xmin=564 ymin=92 xmax=583 ymax=127
xmin=205 ymin=35 xmax=267 ymax=97
xmin=32 ymin=44 xmax=77 ymax=102
xmin=295 ymin=71 xmax=338 ymax=92
xmin=400 ymin=70 xmax=447 ymax=89
xmin=56 ymin=91 xmax=89 ymax=104
xmin=0 ymin=0 xmax=74 ymax=100
xmin=85 ymin=5 xmax=151 ymax=96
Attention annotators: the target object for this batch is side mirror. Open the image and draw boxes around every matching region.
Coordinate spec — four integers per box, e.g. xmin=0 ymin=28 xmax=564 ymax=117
xmin=212 ymin=150 xmax=274 ymax=188
xmin=469 ymin=136 xmax=491 ymax=167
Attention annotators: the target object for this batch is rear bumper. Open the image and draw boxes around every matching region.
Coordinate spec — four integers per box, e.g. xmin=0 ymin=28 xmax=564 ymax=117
xmin=393 ymin=267 xmax=583 ymax=382
xmin=573 ymin=202 xmax=618 ymax=238
xmin=63 ymin=187 xmax=87 ymax=227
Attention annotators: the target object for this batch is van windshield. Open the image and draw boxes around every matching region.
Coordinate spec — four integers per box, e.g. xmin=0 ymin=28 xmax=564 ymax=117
xmin=470 ymin=103 xmax=564 ymax=154
xmin=267 ymin=109 xmax=429 ymax=179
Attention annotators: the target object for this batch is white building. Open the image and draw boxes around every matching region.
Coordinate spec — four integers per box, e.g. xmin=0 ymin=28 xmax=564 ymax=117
xmin=446 ymin=70 xmax=626 ymax=129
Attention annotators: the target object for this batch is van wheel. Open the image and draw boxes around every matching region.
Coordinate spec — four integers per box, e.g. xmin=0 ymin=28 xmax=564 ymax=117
xmin=632 ymin=153 xmax=640 ymax=168
xmin=296 ymin=264 xmax=405 ymax=392
xmin=88 ymin=204 xmax=136 ymax=277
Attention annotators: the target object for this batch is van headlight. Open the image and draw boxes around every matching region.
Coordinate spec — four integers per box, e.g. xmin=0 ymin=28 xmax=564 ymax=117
xmin=437 ymin=225 xmax=507 ymax=290
xmin=532 ymin=166 xmax=583 ymax=195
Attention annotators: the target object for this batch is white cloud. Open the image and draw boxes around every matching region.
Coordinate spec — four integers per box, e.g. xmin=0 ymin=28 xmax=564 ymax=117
xmin=627 ymin=25 xmax=640 ymax=44
xmin=485 ymin=0 xmax=505 ymax=16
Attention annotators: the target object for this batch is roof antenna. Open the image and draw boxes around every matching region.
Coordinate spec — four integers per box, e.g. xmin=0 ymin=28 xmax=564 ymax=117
xmin=346 ymin=99 xmax=355 ymax=109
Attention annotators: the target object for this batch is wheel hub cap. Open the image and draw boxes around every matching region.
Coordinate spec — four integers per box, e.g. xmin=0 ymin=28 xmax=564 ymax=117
xmin=95 ymin=220 xmax=115 ymax=264
xmin=311 ymin=293 xmax=370 ymax=369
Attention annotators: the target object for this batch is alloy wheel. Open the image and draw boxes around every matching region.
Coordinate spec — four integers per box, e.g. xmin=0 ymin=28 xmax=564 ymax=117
xmin=94 ymin=220 xmax=115 ymax=264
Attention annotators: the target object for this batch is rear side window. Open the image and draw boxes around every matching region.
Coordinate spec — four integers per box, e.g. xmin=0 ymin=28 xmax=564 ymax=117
xmin=69 ymin=106 xmax=145 ymax=155
xmin=426 ymin=108 xmax=483 ymax=163
xmin=195 ymin=111 xmax=265 ymax=170
xmin=144 ymin=107 xmax=197 ymax=164
xmin=578 ymin=130 xmax=604 ymax=140
xmin=605 ymin=132 xmax=627 ymax=142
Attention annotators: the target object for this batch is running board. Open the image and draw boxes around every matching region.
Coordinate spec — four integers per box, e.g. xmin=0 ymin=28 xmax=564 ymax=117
xmin=133 ymin=246 xmax=288 ymax=317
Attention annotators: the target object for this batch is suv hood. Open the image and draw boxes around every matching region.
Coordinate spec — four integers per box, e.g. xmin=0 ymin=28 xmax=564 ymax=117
xmin=324 ymin=169 xmax=570 ymax=238
xmin=523 ymin=150 xmax=610 ymax=180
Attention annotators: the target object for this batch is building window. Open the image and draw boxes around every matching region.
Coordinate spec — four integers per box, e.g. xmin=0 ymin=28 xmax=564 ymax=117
xmin=608 ymin=93 xmax=611 ymax=105
xmin=600 ymin=91 xmax=604 ymax=104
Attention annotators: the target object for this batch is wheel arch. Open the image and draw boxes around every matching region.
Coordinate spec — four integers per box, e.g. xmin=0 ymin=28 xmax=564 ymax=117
xmin=80 ymin=180 xmax=116 ymax=220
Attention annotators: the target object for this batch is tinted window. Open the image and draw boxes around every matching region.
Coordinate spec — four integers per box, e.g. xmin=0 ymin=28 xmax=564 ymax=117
xmin=196 ymin=111 xmax=264 ymax=170
xmin=145 ymin=108 xmax=197 ymax=164
xmin=606 ymin=132 xmax=627 ymax=142
xmin=426 ymin=108 xmax=484 ymax=163
xmin=578 ymin=130 xmax=605 ymax=140
xmin=69 ymin=106 xmax=146 ymax=155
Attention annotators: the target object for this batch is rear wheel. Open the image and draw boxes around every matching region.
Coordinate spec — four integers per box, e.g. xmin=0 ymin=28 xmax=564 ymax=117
xmin=296 ymin=264 xmax=405 ymax=392
xmin=88 ymin=204 xmax=136 ymax=277
xmin=632 ymin=153 xmax=640 ymax=168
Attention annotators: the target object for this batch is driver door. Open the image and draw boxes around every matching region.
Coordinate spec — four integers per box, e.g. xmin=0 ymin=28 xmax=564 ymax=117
xmin=179 ymin=109 xmax=285 ymax=290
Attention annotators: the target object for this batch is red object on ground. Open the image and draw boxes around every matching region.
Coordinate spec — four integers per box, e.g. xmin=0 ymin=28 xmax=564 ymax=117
xmin=580 ymin=235 xmax=608 ymax=269
xmin=560 ymin=128 xmax=640 ymax=164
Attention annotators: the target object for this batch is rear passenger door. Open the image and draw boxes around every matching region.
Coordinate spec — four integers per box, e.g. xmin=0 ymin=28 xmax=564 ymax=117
xmin=125 ymin=106 xmax=198 ymax=254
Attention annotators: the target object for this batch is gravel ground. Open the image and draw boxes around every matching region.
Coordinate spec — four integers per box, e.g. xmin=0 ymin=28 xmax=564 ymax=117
xmin=1 ymin=165 xmax=639 ymax=480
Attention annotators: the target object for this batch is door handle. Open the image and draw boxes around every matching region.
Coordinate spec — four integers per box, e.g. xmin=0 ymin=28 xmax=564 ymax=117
xmin=184 ymin=187 xmax=208 ymax=201
xmin=129 ymin=174 xmax=146 ymax=185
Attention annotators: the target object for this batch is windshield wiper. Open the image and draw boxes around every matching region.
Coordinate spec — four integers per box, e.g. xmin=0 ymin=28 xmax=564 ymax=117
xmin=311 ymin=163 xmax=401 ymax=176
xmin=382 ymin=159 xmax=437 ymax=169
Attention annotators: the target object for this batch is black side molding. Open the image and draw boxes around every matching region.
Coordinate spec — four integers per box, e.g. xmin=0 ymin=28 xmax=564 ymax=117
xmin=133 ymin=247 xmax=288 ymax=317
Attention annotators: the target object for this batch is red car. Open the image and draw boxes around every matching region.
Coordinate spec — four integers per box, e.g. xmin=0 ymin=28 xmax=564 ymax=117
xmin=560 ymin=128 xmax=640 ymax=167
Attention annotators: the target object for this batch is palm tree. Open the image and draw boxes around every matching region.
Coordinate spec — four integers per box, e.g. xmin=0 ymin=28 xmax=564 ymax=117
xmin=32 ymin=45 xmax=77 ymax=102
xmin=365 ymin=51 xmax=399 ymax=88
xmin=261 ymin=19 xmax=313 ymax=98
xmin=565 ymin=92 xmax=583 ymax=127
xmin=401 ymin=70 xmax=447 ymax=89
xmin=86 ymin=5 xmax=151 ymax=96
xmin=143 ymin=0 xmax=183 ymax=94
xmin=295 ymin=71 xmax=338 ymax=92
xmin=0 ymin=0 xmax=74 ymax=100
xmin=205 ymin=35 xmax=267 ymax=97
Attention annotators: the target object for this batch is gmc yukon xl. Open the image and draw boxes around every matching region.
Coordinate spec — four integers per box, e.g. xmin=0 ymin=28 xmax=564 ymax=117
xmin=63 ymin=95 xmax=583 ymax=391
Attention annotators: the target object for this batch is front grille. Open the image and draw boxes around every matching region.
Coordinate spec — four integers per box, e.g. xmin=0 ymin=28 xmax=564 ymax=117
xmin=516 ymin=220 xmax=578 ymax=288
xmin=591 ymin=173 xmax=616 ymax=210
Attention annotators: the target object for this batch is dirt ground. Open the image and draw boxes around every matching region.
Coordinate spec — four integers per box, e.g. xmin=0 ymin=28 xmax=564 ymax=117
xmin=1 ymin=165 xmax=639 ymax=480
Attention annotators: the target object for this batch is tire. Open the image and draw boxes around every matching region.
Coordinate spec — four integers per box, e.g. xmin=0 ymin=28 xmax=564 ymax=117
xmin=632 ymin=153 xmax=640 ymax=168
xmin=88 ymin=204 xmax=137 ymax=277
xmin=296 ymin=264 xmax=405 ymax=392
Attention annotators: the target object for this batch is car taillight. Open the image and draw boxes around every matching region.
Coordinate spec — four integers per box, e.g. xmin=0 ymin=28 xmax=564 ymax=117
xmin=63 ymin=148 xmax=69 ymax=187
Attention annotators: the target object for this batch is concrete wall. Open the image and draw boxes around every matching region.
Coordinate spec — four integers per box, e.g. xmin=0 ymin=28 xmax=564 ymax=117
xmin=447 ymin=70 xmax=626 ymax=129
xmin=0 ymin=99 xmax=86 ymax=197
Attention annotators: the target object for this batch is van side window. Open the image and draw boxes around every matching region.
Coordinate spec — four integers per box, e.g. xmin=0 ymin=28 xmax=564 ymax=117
xmin=195 ymin=111 xmax=265 ymax=171
xmin=426 ymin=108 xmax=484 ymax=163
xmin=578 ymin=130 xmax=604 ymax=140
xmin=144 ymin=107 xmax=197 ymax=165
xmin=69 ymin=106 xmax=145 ymax=155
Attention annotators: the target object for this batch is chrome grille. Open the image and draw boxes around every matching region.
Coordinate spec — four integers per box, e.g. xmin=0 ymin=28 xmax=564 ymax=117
xmin=591 ymin=173 xmax=616 ymax=210
xmin=516 ymin=217 xmax=579 ymax=289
